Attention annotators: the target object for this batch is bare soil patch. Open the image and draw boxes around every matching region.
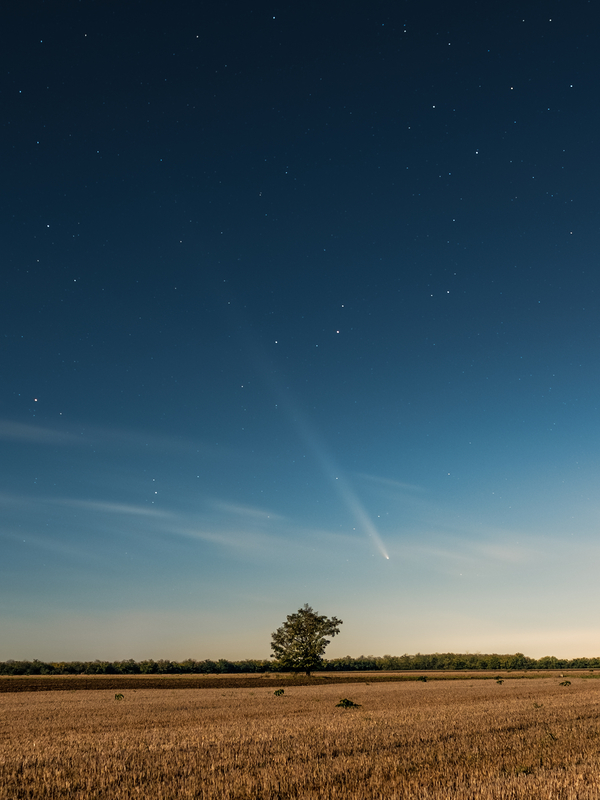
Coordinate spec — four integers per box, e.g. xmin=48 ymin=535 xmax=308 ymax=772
xmin=0 ymin=669 xmax=575 ymax=694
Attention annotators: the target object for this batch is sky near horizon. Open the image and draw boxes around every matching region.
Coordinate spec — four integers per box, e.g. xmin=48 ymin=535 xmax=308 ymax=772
xmin=2 ymin=0 xmax=600 ymax=662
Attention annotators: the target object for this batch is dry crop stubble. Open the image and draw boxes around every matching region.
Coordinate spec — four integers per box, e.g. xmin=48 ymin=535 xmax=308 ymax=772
xmin=2 ymin=678 xmax=600 ymax=798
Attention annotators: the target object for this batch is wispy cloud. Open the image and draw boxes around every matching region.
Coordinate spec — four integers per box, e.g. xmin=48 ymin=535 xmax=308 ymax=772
xmin=0 ymin=528 xmax=101 ymax=560
xmin=356 ymin=473 xmax=425 ymax=494
xmin=210 ymin=500 xmax=286 ymax=522
xmin=410 ymin=537 xmax=537 ymax=569
xmin=469 ymin=537 xmax=537 ymax=565
xmin=0 ymin=493 xmax=34 ymax=509
xmin=0 ymin=486 xmax=371 ymax=565
xmin=169 ymin=524 xmax=280 ymax=552
xmin=0 ymin=493 xmax=169 ymax=519
xmin=50 ymin=498 xmax=172 ymax=518
xmin=386 ymin=522 xmax=600 ymax=576
xmin=0 ymin=420 xmax=80 ymax=445
xmin=77 ymin=424 xmax=238 ymax=458
xmin=168 ymin=517 xmax=361 ymax=558
xmin=0 ymin=418 xmax=244 ymax=460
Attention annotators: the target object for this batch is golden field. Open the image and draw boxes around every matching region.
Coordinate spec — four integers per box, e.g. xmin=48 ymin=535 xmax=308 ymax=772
xmin=2 ymin=675 xmax=600 ymax=799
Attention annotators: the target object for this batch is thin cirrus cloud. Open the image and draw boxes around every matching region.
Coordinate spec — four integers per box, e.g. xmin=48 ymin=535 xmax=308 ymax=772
xmin=49 ymin=498 xmax=172 ymax=518
xmin=1 ymin=490 xmax=344 ymax=559
xmin=391 ymin=535 xmax=536 ymax=571
xmin=0 ymin=420 xmax=80 ymax=445
xmin=209 ymin=501 xmax=286 ymax=522
xmin=2 ymin=528 xmax=90 ymax=560
xmin=166 ymin=520 xmax=363 ymax=561
xmin=167 ymin=501 xmax=352 ymax=555
xmin=0 ymin=494 xmax=170 ymax=520
xmin=0 ymin=417 xmax=242 ymax=460
xmin=168 ymin=523 xmax=285 ymax=554
xmin=355 ymin=473 xmax=426 ymax=494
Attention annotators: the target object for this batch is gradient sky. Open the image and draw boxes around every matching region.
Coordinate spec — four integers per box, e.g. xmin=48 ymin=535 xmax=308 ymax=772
xmin=2 ymin=0 xmax=600 ymax=662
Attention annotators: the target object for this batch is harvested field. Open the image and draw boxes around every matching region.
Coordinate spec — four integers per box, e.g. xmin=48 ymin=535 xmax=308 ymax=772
xmin=2 ymin=677 xmax=600 ymax=798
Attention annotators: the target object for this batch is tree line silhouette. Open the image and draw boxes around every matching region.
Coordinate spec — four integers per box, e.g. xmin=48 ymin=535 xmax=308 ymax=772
xmin=2 ymin=652 xmax=599 ymax=676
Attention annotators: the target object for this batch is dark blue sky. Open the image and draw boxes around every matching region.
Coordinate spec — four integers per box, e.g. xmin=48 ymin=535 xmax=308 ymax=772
xmin=2 ymin=0 xmax=599 ymax=660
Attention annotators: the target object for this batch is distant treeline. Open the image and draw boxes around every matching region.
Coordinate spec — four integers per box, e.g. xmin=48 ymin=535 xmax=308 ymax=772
xmin=2 ymin=652 xmax=600 ymax=676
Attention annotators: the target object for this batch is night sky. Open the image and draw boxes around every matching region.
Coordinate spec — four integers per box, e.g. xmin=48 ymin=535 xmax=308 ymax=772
xmin=2 ymin=0 xmax=600 ymax=661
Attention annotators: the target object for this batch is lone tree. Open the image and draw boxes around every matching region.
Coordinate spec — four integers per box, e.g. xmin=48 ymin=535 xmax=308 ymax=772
xmin=270 ymin=604 xmax=342 ymax=676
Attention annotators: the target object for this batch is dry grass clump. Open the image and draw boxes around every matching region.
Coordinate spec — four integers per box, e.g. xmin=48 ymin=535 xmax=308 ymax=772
xmin=2 ymin=678 xmax=600 ymax=798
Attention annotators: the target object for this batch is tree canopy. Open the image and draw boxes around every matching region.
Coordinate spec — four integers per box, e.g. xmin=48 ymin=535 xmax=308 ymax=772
xmin=270 ymin=603 xmax=343 ymax=675
xmin=2 ymin=651 xmax=599 ymax=676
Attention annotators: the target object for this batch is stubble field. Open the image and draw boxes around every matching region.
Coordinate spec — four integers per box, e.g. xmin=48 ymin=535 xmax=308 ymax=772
xmin=1 ymin=675 xmax=600 ymax=799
